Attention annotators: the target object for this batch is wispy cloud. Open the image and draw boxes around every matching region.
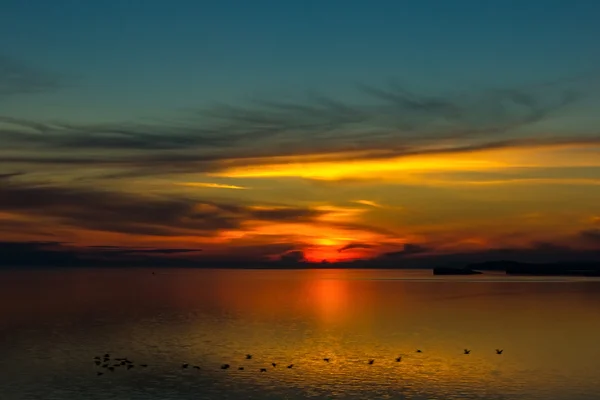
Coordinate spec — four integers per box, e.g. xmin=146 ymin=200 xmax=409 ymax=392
xmin=384 ymin=243 xmax=431 ymax=257
xmin=178 ymin=182 xmax=249 ymax=190
xmin=0 ymin=55 xmax=63 ymax=99
xmin=337 ymin=242 xmax=375 ymax=252
xmin=352 ymin=200 xmax=384 ymax=208
xmin=1 ymin=76 xmax=595 ymax=182
xmin=0 ymin=179 xmax=326 ymax=237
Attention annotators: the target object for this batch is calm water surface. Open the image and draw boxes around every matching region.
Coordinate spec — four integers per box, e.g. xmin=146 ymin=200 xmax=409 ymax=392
xmin=1 ymin=268 xmax=600 ymax=400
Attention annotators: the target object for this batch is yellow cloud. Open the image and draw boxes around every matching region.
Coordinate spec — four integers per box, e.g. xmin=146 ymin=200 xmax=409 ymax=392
xmin=178 ymin=182 xmax=249 ymax=190
xmin=443 ymin=178 xmax=600 ymax=186
xmin=209 ymin=143 xmax=600 ymax=182
xmin=212 ymin=154 xmax=504 ymax=180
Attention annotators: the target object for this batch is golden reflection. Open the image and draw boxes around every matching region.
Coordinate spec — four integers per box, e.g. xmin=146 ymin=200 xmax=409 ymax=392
xmin=2 ymin=269 xmax=600 ymax=397
xmin=304 ymin=270 xmax=351 ymax=324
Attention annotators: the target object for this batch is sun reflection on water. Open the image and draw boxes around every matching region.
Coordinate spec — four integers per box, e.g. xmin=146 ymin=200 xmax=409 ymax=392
xmin=1 ymin=269 xmax=600 ymax=399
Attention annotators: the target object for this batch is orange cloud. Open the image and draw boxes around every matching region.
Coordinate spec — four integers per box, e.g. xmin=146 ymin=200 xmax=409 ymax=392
xmin=353 ymin=200 xmax=384 ymax=208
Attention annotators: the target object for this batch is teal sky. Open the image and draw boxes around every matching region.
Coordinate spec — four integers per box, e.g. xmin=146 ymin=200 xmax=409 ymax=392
xmin=2 ymin=0 xmax=600 ymax=122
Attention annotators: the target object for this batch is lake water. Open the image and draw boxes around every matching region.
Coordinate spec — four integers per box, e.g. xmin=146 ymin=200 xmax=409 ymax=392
xmin=1 ymin=268 xmax=600 ymax=400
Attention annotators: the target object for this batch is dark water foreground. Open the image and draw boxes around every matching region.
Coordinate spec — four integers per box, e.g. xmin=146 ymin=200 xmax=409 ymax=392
xmin=1 ymin=268 xmax=599 ymax=400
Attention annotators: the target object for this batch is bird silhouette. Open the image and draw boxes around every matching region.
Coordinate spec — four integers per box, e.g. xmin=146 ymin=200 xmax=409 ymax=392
xmin=182 ymin=363 xmax=189 ymax=369
xmin=496 ymin=349 xmax=504 ymax=354
xmin=104 ymin=353 xmax=110 ymax=358
xmin=140 ymin=364 xmax=148 ymax=368
xmin=221 ymin=364 xmax=230 ymax=369
xmin=246 ymin=354 xmax=252 ymax=360
xmin=271 ymin=363 xmax=277 ymax=367
xmin=464 ymin=349 xmax=471 ymax=354
xmin=96 ymin=372 xmax=103 ymax=376
xmin=287 ymin=364 xmax=294 ymax=368
xmin=395 ymin=356 xmax=402 ymax=362
xmin=193 ymin=365 xmax=200 ymax=370
xmin=260 ymin=368 xmax=267 ymax=372
xmin=127 ymin=365 xmax=134 ymax=370
xmin=323 ymin=358 xmax=330 ymax=362
xmin=416 ymin=350 xmax=422 ymax=353
xmin=238 ymin=367 xmax=244 ymax=370
xmin=368 ymin=359 xmax=375 ymax=365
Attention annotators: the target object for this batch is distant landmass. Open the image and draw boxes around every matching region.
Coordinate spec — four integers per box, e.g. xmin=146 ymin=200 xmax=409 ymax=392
xmin=466 ymin=260 xmax=600 ymax=276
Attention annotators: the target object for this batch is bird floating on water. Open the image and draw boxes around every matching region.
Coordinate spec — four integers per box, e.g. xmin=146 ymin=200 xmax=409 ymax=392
xmin=221 ymin=364 xmax=230 ymax=369
xmin=416 ymin=350 xmax=422 ymax=353
xmin=287 ymin=364 xmax=294 ymax=368
xmin=246 ymin=354 xmax=252 ymax=360
xmin=323 ymin=358 xmax=330 ymax=362
xmin=260 ymin=368 xmax=267 ymax=372
xmin=182 ymin=363 xmax=189 ymax=369
xmin=496 ymin=349 xmax=503 ymax=354
xmin=464 ymin=349 xmax=471 ymax=354
xmin=395 ymin=356 xmax=402 ymax=362
xmin=272 ymin=363 xmax=277 ymax=367
xmin=368 ymin=359 xmax=375 ymax=365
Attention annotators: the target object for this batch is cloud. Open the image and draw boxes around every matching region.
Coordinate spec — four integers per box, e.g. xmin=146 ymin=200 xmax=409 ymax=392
xmin=178 ymin=182 xmax=249 ymax=190
xmin=1 ymin=76 xmax=595 ymax=181
xmin=352 ymin=200 xmax=383 ymax=208
xmin=384 ymin=243 xmax=431 ymax=257
xmin=337 ymin=243 xmax=375 ymax=252
xmin=2 ymin=73 xmax=599 ymax=264
xmin=0 ymin=180 xmax=328 ymax=237
xmin=88 ymin=246 xmax=202 ymax=254
xmin=0 ymin=241 xmax=82 ymax=267
xmin=580 ymin=229 xmax=600 ymax=244
xmin=0 ymin=55 xmax=63 ymax=99
xmin=279 ymin=250 xmax=306 ymax=263
xmin=0 ymin=172 xmax=24 ymax=180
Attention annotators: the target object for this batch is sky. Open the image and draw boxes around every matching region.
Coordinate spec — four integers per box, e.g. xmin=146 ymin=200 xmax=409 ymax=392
xmin=1 ymin=0 xmax=600 ymax=267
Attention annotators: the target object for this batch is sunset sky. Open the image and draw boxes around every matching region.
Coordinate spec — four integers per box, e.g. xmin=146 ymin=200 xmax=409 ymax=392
xmin=1 ymin=0 xmax=600 ymax=267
